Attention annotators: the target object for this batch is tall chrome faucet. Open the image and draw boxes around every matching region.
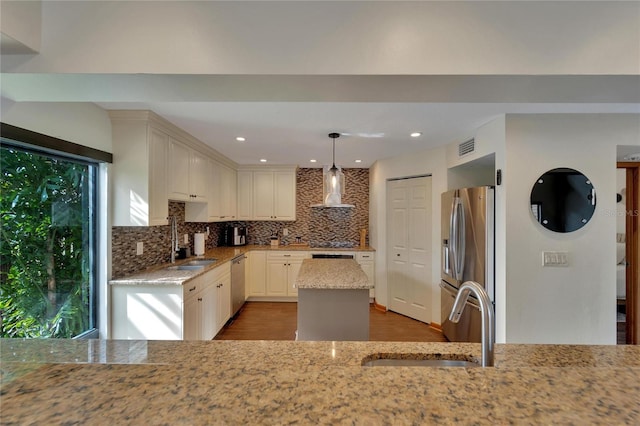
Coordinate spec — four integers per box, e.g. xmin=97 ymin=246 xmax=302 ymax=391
xmin=170 ymin=216 xmax=178 ymax=263
xmin=449 ymin=281 xmax=494 ymax=367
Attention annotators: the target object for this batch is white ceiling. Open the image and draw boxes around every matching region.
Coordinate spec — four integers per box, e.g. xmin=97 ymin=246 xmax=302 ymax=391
xmin=96 ymin=100 xmax=639 ymax=167
xmin=1 ymin=1 xmax=638 ymax=166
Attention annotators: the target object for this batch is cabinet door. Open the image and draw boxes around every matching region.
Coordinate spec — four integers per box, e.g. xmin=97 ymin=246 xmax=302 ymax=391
xmin=220 ymin=165 xmax=237 ymax=219
xmin=208 ymin=160 xmax=223 ymax=221
xmin=274 ymin=171 xmax=296 ymax=221
xmin=216 ymin=273 xmax=231 ymax=332
xmin=148 ymin=128 xmax=169 ymax=226
xmin=201 ymin=283 xmax=217 ymax=340
xmin=183 ymin=295 xmax=201 ymax=341
xmin=237 ymin=170 xmax=253 ymax=220
xmin=287 ymin=260 xmax=304 ymax=296
xmin=359 ymin=261 xmax=375 ymax=299
xmin=189 ymin=150 xmax=209 ymax=201
xmin=253 ymin=171 xmax=275 ymax=220
xmin=266 ymin=260 xmax=288 ymax=296
xmin=247 ymin=251 xmax=267 ymax=296
xmin=168 ymin=139 xmax=191 ymax=201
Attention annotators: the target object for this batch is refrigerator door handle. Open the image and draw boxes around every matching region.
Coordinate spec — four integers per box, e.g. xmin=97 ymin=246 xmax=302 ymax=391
xmin=449 ymin=196 xmax=458 ymax=278
xmin=440 ymin=281 xmax=480 ymax=309
xmin=442 ymin=242 xmax=451 ymax=275
xmin=452 ymin=196 xmax=466 ymax=281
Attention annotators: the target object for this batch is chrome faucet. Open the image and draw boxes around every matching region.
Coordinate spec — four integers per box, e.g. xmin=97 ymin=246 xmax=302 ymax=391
xmin=170 ymin=216 xmax=178 ymax=263
xmin=449 ymin=281 xmax=494 ymax=367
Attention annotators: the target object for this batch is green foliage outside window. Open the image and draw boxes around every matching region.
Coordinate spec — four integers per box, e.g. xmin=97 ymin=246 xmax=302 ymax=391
xmin=1 ymin=145 xmax=94 ymax=338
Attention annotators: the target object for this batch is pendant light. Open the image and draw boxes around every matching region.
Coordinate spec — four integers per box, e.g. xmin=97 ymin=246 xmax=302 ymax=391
xmin=322 ymin=132 xmax=348 ymax=207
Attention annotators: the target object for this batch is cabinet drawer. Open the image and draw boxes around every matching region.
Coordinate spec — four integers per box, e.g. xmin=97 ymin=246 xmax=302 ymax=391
xmin=183 ymin=274 xmax=205 ymax=301
xmin=356 ymin=252 xmax=374 ymax=262
xmin=206 ymin=262 xmax=231 ymax=284
xmin=267 ymin=252 xmax=309 ymax=261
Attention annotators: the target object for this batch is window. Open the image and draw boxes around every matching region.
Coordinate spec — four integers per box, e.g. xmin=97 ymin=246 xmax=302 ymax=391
xmin=1 ymin=126 xmax=108 ymax=339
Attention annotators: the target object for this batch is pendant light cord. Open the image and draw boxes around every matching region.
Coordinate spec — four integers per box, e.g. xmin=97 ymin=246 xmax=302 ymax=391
xmin=328 ymin=132 xmax=340 ymax=172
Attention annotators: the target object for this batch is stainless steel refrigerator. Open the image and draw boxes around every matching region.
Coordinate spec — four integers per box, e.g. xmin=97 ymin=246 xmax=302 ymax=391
xmin=441 ymin=186 xmax=495 ymax=342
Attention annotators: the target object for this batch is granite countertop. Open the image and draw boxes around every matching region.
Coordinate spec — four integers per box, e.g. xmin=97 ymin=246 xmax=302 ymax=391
xmin=110 ymin=245 xmax=376 ymax=285
xmin=296 ymin=258 xmax=372 ymax=290
xmin=2 ymin=339 xmax=639 ymax=424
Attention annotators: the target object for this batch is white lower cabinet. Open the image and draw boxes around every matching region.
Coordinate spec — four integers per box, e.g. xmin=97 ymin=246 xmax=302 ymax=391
xmin=111 ymin=263 xmax=231 ymax=340
xmin=246 ymin=251 xmax=267 ymax=297
xmin=356 ymin=252 xmax=376 ymax=299
xmin=265 ymin=252 xmax=309 ymax=297
xmin=215 ymin=268 xmax=231 ymax=331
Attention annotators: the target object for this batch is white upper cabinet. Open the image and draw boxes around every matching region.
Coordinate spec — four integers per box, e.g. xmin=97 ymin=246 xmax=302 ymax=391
xmin=273 ymin=171 xmax=296 ymax=220
xmin=195 ymin=160 xmax=237 ymax=222
xmin=111 ymin=112 xmax=169 ymax=226
xmin=111 ymin=110 xmax=237 ymax=226
xmin=236 ymin=170 xmax=253 ymax=220
xmin=219 ymin=163 xmax=237 ymax=220
xmin=253 ymin=170 xmax=276 ymax=220
xmin=237 ymin=166 xmax=297 ymax=221
xmin=168 ymin=138 xmax=208 ymax=203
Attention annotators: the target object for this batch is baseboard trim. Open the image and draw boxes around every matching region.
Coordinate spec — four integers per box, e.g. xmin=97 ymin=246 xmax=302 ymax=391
xmin=246 ymin=296 xmax=297 ymax=303
xmin=373 ymin=301 xmax=387 ymax=312
xmin=429 ymin=322 xmax=442 ymax=331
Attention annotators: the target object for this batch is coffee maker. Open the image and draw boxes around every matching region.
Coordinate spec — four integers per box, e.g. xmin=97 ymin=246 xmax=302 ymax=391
xmin=223 ymin=226 xmax=247 ymax=246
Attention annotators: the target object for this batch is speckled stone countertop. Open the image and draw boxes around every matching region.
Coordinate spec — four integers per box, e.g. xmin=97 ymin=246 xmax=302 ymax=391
xmin=2 ymin=339 xmax=639 ymax=424
xmin=110 ymin=245 xmax=376 ymax=285
xmin=296 ymin=259 xmax=372 ymax=289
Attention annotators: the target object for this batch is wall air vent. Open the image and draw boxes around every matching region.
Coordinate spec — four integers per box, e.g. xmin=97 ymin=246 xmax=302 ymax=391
xmin=458 ymin=138 xmax=475 ymax=157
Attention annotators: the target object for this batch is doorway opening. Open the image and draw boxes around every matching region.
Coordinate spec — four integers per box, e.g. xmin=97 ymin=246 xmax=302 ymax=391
xmin=616 ymin=161 xmax=639 ymax=345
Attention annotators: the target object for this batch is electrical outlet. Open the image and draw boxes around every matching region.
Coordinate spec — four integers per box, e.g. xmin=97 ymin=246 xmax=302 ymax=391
xmin=542 ymin=251 xmax=569 ymax=267
xmin=283 ymin=228 xmax=289 ymax=236
xmin=184 ymin=234 xmax=189 ymax=244
xmin=136 ymin=242 xmax=144 ymax=256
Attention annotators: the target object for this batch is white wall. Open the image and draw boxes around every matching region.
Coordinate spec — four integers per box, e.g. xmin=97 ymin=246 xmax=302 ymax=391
xmin=370 ymin=146 xmax=447 ymax=323
xmin=503 ymin=114 xmax=640 ymax=344
xmin=0 ymin=0 xmax=41 ymax=52
xmin=2 ymin=1 xmax=638 ymax=74
xmin=0 ymin=100 xmax=112 ymax=153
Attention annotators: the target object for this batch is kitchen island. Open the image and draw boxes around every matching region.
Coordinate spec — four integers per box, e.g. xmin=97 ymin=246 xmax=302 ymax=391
xmin=1 ymin=339 xmax=639 ymax=424
xmin=295 ymin=258 xmax=372 ymax=341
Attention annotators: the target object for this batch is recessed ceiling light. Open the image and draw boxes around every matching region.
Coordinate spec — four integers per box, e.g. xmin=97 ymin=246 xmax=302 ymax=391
xmin=410 ymin=132 xmax=422 ymax=138
xmin=235 ymin=137 xmax=246 ymax=142
xmin=355 ymin=160 xmax=362 ymax=163
xmin=260 ymin=159 xmax=267 ymax=163
xmin=310 ymin=159 xmax=317 ymax=163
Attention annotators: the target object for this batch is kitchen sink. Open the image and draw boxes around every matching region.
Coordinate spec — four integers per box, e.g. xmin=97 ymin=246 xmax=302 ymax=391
xmin=362 ymin=354 xmax=479 ymax=368
xmin=165 ymin=265 xmax=205 ymax=271
xmin=185 ymin=259 xmax=217 ymax=266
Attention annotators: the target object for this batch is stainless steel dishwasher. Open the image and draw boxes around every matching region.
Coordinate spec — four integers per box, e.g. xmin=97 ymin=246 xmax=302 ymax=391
xmin=230 ymin=255 xmax=246 ymax=317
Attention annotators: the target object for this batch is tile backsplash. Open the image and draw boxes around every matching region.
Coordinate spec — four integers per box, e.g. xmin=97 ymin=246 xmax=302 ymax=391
xmin=244 ymin=168 xmax=369 ymax=247
xmin=111 ymin=168 xmax=369 ymax=278
xmin=112 ymin=202 xmax=223 ymax=278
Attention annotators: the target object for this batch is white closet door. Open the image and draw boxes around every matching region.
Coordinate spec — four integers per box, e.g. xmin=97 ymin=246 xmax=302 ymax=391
xmin=387 ymin=176 xmax=432 ymax=323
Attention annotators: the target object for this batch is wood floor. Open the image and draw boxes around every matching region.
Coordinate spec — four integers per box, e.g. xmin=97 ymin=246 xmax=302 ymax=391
xmin=214 ymin=301 xmax=447 ymax=342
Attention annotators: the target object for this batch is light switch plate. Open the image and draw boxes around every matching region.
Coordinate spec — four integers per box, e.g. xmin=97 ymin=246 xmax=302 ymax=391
xmin=136 ymin=242 xmax=144 ymax=256
xmin=184 ymin=234 xmax=189 ymax=244
xmin=542 ymin=251 xmax=569 ymax=267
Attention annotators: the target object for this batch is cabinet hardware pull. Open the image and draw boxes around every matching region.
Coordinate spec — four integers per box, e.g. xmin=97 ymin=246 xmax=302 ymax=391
xmin=397 ymin=253 xmax=400 ymax=257
xmin=284 ymin=254 xmax=291 ymax=257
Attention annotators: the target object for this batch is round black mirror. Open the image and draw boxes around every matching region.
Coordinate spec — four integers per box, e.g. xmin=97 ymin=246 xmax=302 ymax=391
xmin=530 ymin=168 xmax=596 ymax=233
